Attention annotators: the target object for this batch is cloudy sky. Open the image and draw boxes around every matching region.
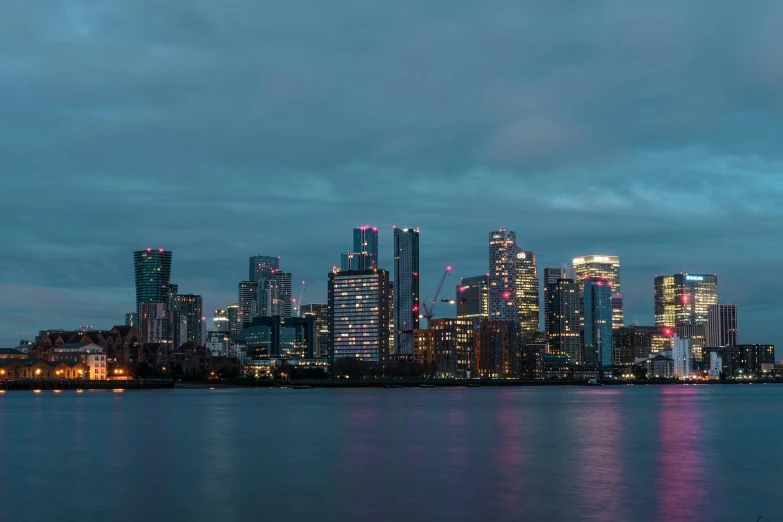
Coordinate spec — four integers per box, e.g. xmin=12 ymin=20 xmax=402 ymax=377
xmin=2 ymin=1 xmax=783 ymax=351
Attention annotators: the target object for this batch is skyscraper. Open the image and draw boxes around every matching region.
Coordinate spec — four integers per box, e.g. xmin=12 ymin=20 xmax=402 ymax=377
xmin=238 ymin=281 xmax=259 ymax=329
xmin=573 ymin=255 xmax=623 ymax=328
xmin=545 ymin=275 xmax=581 ymax=363
xmin=515 ymin=249 xmax=539 ymax=336
xmin=259 ymin=277 xmax=281 ymax=317
xmin=328 ymin=269 xmax=391 ymax=363
xmin=353 ymin=226 xmax=379 ymax=269
xmin=133 ymin=249 xmax=172 ymax=316
xmin=227 ymin=304 xmax=240 ymax=335
xmin=654 ymin=273 xmax=718 ymax=327
xmin=428 ymin=318 xmax=474 ymax=378
xmin=301 ymin=304 xmax=330 ymax=358
xmin=213 ymin=310 xmax=229 ymax=333
xmin=456 ymin=275 xmax=489 ymax=328
xmin=583 ymin=278 xmax=613 ymax=367
xmin=544 ymin=268 xmax=576 ymax=343
xmin=274 ymin=271 xmax=293 ymax=319
xmin=393 ymin=227 xmax=420 ymax=355
xmin=139 ymin=303 xmax=168 ymax=344
xmin=173 ymin=294 xmax=203 ymax=346
xmin=489 ymin=230 xmax=518 ymax=323
xmin=706 ymin=304 xmax=738 ymax=348
xmin=249 ymin=255 xmax=280 ymax=282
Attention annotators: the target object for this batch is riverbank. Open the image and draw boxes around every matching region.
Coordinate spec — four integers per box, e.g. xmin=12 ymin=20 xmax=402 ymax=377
xmin=0 ymin=378 xmax=175 ymax=391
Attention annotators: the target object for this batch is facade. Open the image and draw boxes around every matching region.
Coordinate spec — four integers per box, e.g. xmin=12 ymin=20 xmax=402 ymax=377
xmin=50 ymin=343 xmax=107 ymax=380
xmin=133 ymin=249 xmax=172 ymax=316
xmin=456 ymin=275 xmax=489 ymax=328
xmin=488 ymin=230 xmax=518 ymax=323
xmin=475 ymin=321 xmax=520 ymax=378
xmin=237 ymin=281 xmax=259 ymax=329
xmin=544 ymin=268 xmax=576 ymax=343
xmin=428 ymin=318 xmax=474 ymax=378
xmin=676 ymin=324 xmax=706 ymax=367
xmin=545 ymin=277 xmax=581 ymax=364
xmin=583 ymin=278 xmax=613 ymax=367
xmin=328 ymin=269 xmax=391 ymax=363
xmin=613 ymin=326 xmax=674 ymax=365
xmin=704 ymin=345 xmax=775 ymax=376
xmin=249 ymin=255 xmax=280 ymax=282
xmin=353 ymin=226 xmax=379 ymax=269
xmin=280 ymin=317 xmax=316 ymax=359
xmin=301 ymin=304 xmax=330 ymax=358
xmin=227 ymin=304 xmax=240 ymax=335
xmin=515 ymin=250 xmax=539 ymax=337
xmin=393 ymin=227 xmax=420 ymax=355
xmin=708 ymin=352 xmax=723 ymax=379
xmin=646 ymin=355 xmax=674 ymax=379
xmin=341 ymin=252 xmax=373 ymax=271
xmin=274 ymin=271 xmax=293 ymax=319
xmin=654 ymin=273 xmax=719 ymax=327
xmin=573 ymin=255 xmax=622 ymax=328
xmin=705 ymin=304 xmax=738 ymax=349
xmin=173 ymin=294 xmax=203 ymax=346
xmin=213 ymin=309 xmax=229 ymax=333
xmin=139 ymin=302 xmax=168 ymax=344
xmin=125 ymin=313 xmax=138 ymax=328
xmin=672 ymin=335 xmax=692 ymax=378
xmin=206 ymin=331 xmax=230 ymax=357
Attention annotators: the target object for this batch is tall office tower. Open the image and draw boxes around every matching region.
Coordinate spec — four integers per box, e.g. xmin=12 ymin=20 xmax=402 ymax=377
xmin=583 ymin=278 xmax=613 ymax=368
xmin=259 ymin=277 xmax=281 ymax=317
xmin=301 ymin=304 xmax=330 ymax=358
xmin=249 ymin=255 xmax=280 ymax=282
xmin=545 ymin=277 xmax=581 ymax=363
xmin=328 ymin=269 xmax=391 ymax=363
xmin=125 ymin=313 xmax=138 ymax=328
xmin=213 ymin=310 xmax=229 ymax=333
xmin=238 ymin=281 xmax=259 ymax=330
xmin=705 ymin=304 xmax=738 ymax=348
xmin=428 ymin=318 xmax=475 ymax=378
xmin=133 ymin=249 xmax=172 ymax=316
xmin=475 ymin=321 xmax=520 ymax=379
xmin=672 ymin=335 xmax=692 ymax=378
xmin=173 ymin=294 xmax=203 ymax=346
xmin=457 ymin=275 xmax=489 ymax=328
xmin=654 ymin=273 xmax=719 ymax=327
xmin=573 ymin=255 xmax=623 ymax=328
xmin=227 ymin=304 xmax=240 ymax=335
xmin=393 ymin=227 xmax=420 ymax=355
xmin=139 ymin=303 xmax=168 ymax=344
xmin=167 ymin=283 xmax=179 ymax=311
xmin=544 ymin=268 xmax=576 ymax=342
xmin=274 ymin=271 xmax=293 ymax=319
xmin=676 ymin=324 xmax=706 ymax=366
xmin=488 ymin=230 xmax=518 ymax=322
xmin=341 ymin=252 xmax=373 ymax=271
xmin=515 ymin=249 xmax=539 ymax=336
xmin=353 ymin=226 xmax=379 ymax=269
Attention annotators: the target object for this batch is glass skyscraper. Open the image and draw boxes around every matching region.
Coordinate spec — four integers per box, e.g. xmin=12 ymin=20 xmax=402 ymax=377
xmin=457 ymin=275 xmax=489 ymax=328
xmin=238 ymin=281 xmax=259 ymax=329
xmin=515 ymin=249 xmax=539 ymax=337
xmin=393 ymin=227 xmax=420 ymax=355
xmin=583 ymin=277 xmax=613 ymax=367
xmin=213 ymin=309 xmax=229 ymax=333
xmin=654 ymin=273 xmax=718 ymax=327
xmin=173 ymin=294 xmax=203 ymax=346
xmin=133 ymin=249 xmax=172 ymax=316
xmin=353 ymin=226 xmax=379 ymax=269
xmin=573 ymin=255 xmax=623 ymax=328
xmin=544 ymin=273 xmax=581 ymax=364
xmin=488 ymin=230 xmax=518 ymax=323
xmin=249 ymin=255 xmax=280 ymax=282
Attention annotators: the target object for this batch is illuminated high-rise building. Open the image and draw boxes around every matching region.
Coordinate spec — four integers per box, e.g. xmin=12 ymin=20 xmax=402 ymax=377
xmin=427 ymin=318 xmax=475 ymax=378
xmin=238 ymin=281 xmax=259 ymax=329
xmin=705 ymin=304 xmax=738 ymax=348
xmin=328 ymin=269 xmax=391 ymax=363
xmin=139 ymin=302 xmax=168 ymax=344
xmin=676 ymin=323 xmax=706 ymax=365
xmin=249 ymin=255 xmax=280 ymax=282
xmin=173 ymin=294 xmax=203 ymax=346
xmin=654 ymin=273 xmax=718 ymax=327
xmin=583 ymin=278 xmax=613 ymax=368
xmin=301 ymin=304 xmax=330 ymax=358
xmin=213 ymin=309 xmax=229 ymax=333
xmin=545 ymin=275 xmax=581 ymax=363
xmin=227 ymin=304 xmax=240 ymax=335
xmin=393 ymin=227 xmax=420 ymax=355
xmin=133 ymin=249 xmax=172 ymax=316
xmin=353 ymin=226 xmax=379 ymax=269
xmin=573 ymin=255 xmax=623 ymax=328
xmin=515 ymin=249 xmax=539 ymax=337
xmin=273 ymin=271 xmax=293 ymax=319
xmin=544 ymin=268 xmax=576 ymax=343
xmin=488 ymin=230 xmax=518 ymax=323
xmin=456 ymin=275 xmax=489 ymax=328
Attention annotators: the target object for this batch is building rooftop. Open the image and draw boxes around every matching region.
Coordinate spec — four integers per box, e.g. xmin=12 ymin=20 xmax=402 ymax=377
xmin=0 ymin=348 xmax=24 ymax=355
xmin=55 ymin=343 xmax=91 ymax=349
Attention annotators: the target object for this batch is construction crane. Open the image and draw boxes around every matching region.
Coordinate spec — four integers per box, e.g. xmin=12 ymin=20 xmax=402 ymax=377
xmin=422 ymin=266 xmax=452 ymax=322
xmin=293 ymin=280 xmax=306 ymax=316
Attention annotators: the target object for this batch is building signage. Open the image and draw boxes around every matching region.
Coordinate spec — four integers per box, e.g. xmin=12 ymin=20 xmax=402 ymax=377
xmin=685 ymin=275 xmax=704 ymax=282
xmin=517 ymin=252 xmax=526 ymax=259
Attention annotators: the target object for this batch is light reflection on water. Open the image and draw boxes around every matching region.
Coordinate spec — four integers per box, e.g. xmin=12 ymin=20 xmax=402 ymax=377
xmin=0 ymin=386 xmax=781 ymax=522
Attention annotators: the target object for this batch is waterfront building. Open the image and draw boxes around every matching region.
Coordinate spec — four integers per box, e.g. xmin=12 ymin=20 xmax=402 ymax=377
xmin=173 ymin=294 xmax=203 ymax=346
xmin=301 ymin=304 xmax=330 ymax=358
xmin=704 ymin=345 xmax=775 ymax=376
xmin=206 ymin=331 xmax=230 ymax=357
xmin=238 ymin=281 xmax=259 ymax=329
xmin=475 ymin=321 xmax=520 ymax=379
xmin=133 ymin=249 xmax=172 ymax=316
xmin=654 ymin=273 xmax=718 ymax=327
xmin=544 ymin=268 xmax=576 ymax=343
xmin=613 ymin=326 xmax=675 ymax=365
xmin=139 ymin=302 xmax=168 ymax=344
xmin=393 ymin=227 xmax=420 ymax=355
xmin=705 ymin=304 xmax=738 ymax=348
xmin=521 ymin=343 xmax=545 ymax=379
xmin=50 ymin=343 xmax=107 ymax=380
xmin=249 ymin=255 xmax=280 ymax=282
xmin=708 ymin=352 xmax=723 ymax=379
xmin=227 ymin=304 xmax=240 ymax=335
xmin=213 ymin=310 xmax=229 ymax=333
xmin=274 ymin=271 xmax=293 ymax=319
xmin=328 ymin=269 xmax=391 ymax=363
xmin=456 ymin=275 xmax=489 ymax=329
xmin=544 ymin=272 xmax=581 ymax=363
xmin=645 ymin=354 xmax=674 ymax=379
xmin=353 ymin=226 xmax=379 ymax=269
xmin=515 ymin=249 xmax=540 ymax=338
xmin=573 ymin=255 xmax=623 ymax=328
xmin=672 ymin=335 xmax=692 ymax=378
xmin=488 ymin=230 xmax=518 ymax=322
xmin=676 ymin=324 xmax=707 ymax=367
xmin=583 ymin=277 xmax=613 ymax=368
xmin=428 ymin=318 xmax=474 ymax=378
